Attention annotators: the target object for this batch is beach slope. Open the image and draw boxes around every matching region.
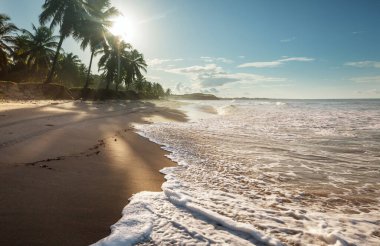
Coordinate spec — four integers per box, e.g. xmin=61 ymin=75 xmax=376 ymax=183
xmin=0 ymin=100 xmax=186 ymax=246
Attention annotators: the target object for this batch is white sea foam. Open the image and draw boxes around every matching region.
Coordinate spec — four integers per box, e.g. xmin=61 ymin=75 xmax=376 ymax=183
xmin=95 ymin=99 xmax=380 ymax=245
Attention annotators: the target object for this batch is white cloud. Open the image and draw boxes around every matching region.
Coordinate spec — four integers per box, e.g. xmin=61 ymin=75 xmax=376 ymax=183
xmin=166 ymin=63 xmax=285 ymax=88
xmin=239 ymin=61 xmax=282 ymax=68
xmin=350 ymin=76 xmax=380 ymax=83
xmin=280 ymin=57 xmax=314 ymax=62
xmin=200 ymin=56 xmax=234 ymax=64
xmin=238 ymin=57 xmax=314 ymax=68
xmin=201 ymin=88 xmax=219 ymax=94
xmin=175 ymin=82 xmax=192 ymax=93
xmin=345 ymin=61 xmax=380 ymax=69
xmin=148 ymin=58 xmax=170 ymax=66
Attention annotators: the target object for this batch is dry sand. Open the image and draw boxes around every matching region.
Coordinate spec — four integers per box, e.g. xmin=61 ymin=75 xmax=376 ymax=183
xmin=0 ymin=100 xmax=186 ymax=246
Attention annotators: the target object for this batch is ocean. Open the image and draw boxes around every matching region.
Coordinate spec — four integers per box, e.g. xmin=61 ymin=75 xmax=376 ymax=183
xmin=95 ymin=99 xmax=380 ymax=246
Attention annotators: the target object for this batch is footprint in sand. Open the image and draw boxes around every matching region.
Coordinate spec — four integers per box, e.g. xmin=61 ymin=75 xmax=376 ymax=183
xmin=39 ymin=164 xmax=52 ymax=170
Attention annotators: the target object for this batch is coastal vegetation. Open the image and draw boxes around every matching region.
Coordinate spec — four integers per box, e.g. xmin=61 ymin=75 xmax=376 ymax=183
xmin=0 ymin=0 xmax=169 ymax=100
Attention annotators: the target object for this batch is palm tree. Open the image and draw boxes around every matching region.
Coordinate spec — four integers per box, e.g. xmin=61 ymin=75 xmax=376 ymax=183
xmin=76 ymin=0 xmax=118 ymax=91
xmin=124 ymin=49 xmax=147 ymax=89
xmin=144 ymin=81 xmax=153 ymax=97
xmin=152 ymin=82 xmax=164 ymax=98
xmin=165 ymin=88 xmax=171 ymax=97
xmin=56 ymin=52 xmax=83 ymax=87
xmin=39 ymin=0 xmax=89 ymax=84
xmin=13 ymin=25 xmax=59 ymax=75
xmin=0 ymin=14 xmax=18 ymax=72
xmin=133 ymin=76 xmax=146 ymax=93
xmin=135 ymin=79 xmax=154 ymax=98
xmin=98 ymin=36 xmax=131 ymax=90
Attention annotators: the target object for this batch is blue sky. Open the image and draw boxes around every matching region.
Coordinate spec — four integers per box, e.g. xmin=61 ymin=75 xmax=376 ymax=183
xmin=2 ymin=0 xmax=380 ymax=98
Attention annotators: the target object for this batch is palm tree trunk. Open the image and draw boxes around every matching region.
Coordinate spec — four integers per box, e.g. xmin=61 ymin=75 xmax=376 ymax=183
xmin=126 ymin=75 xmax=132 ymax=90
xmin=83 ymin=50 xmax=94 ymax=90
xmin=45 ymin=35 xmax=64 ymax=84
xmin=106 ymin=76 xmax=111 ymax=90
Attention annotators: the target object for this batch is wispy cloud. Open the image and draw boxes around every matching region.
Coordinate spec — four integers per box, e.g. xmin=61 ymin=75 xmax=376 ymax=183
xmin=168 ymin=63 xmax=223 ymax=74
xmin=280 ymin=37 xmax=296 ymax=43
xmin=175 ymin=82 xmax=192 ymax=93
xmin=148 ymin=58 xmax=171 ymax=66
xmin=238 ymin=57 xmax=314 ymax=68
xmin=198 ymin=73 xmax=285 ymax=87
xmin=201 ymin=87 xmax=219 ymax=93
xmin=167 ymin=63 xmax=285 ymax=88
xmin=281 ymin=57 xmax=314 ymax=62
xmin=145 ymin=75 xmax=161 ymax=81
xmin=345 ymin=61 xmax=380 ymax=69
xmin=356 ymin=89 xmax=380 ymax=95
xmin=352 ymin=31 xmax=365 ymax=35
xmin=200 ymin=56 xmax=234 ymax=64
xmin=239 ymin=61 xmax=281 ymax=68
xmin=350 ymin=76 xmax=380 ymax=83
xmin=147 ymin=58 xmax=183 ymax=67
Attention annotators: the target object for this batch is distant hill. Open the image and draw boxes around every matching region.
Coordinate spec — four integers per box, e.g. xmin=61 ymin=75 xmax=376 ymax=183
xmin=170 ymin=93 xmax=220 ymax=100
xmin=220 ymin=97 xmax=271 ymax=100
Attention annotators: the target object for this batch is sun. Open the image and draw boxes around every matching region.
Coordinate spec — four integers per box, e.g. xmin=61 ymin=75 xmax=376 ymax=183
xmin=110 ymin=15 xmax=135 ymax=43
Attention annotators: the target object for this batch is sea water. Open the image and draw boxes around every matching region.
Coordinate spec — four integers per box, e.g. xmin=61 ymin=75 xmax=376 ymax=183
xmin=95 ymin=99 xmax=380 ymax=246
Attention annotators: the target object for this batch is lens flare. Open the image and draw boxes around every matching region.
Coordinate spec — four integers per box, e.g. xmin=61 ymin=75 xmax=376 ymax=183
xmin=110 ymin=15 xmax=135 ymax=43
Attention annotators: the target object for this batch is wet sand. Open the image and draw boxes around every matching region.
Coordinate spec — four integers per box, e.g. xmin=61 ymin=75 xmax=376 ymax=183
xmin=0 ymin=100 xmax=186 ymax=246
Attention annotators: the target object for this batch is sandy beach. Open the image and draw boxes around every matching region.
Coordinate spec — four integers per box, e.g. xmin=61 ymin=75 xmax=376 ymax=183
xmin=1 ymin=0 xmax=379 ymax=244
xmin=0 ymin=100 xmax=186 ymax=246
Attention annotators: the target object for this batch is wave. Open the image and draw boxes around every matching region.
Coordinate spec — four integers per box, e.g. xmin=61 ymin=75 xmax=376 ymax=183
xmin=93 ymin=166 xmax=284 ymax=246
xmin=217 ymin=105 xmax=237 ymax=115
xmin=94 ymin=100 xmax=380 ymax=245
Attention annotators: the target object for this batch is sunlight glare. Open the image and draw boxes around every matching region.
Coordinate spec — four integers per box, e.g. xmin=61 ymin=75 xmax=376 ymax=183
xmin=110 ymin=15 xmax=135 ymax=43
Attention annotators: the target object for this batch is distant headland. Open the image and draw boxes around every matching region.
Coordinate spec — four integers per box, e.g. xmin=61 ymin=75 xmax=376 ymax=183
xmin=169 ymin=93 xmax=220 ymax=100
xmin=169 ymin=93 xmax=271 ymax=100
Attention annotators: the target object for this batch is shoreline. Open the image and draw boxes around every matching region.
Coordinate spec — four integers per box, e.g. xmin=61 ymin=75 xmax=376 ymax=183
xmin=0 ymin=100 xmax=186 ymax=245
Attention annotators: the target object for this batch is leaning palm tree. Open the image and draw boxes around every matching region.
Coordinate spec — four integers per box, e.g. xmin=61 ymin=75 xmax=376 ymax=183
xmin=0 ymin=14 xmax=18 ymax=72
xmin=39 ymin=0 xmax=89 ymax=84
xmin=13 ymin=25 xmax=59 ymax=75
xmin=76 ymin=0 xmax=118 ymax=91
xmin=124 ymin=49 xmax=147 ymax=89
